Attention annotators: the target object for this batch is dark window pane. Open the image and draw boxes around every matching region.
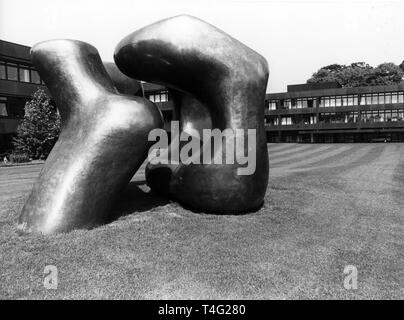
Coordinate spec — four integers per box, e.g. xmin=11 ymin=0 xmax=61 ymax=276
xmin=0 ymin=64 xmax=6 ymax=79
xmin=7 ymin=64 xmax=18 ymax=80
xmin=0 ymin=102 xmax=7 ymax=117
xmin=30 ymin=70 xmax=41 ymax=84
xmin=6 ymin=96 xmax=26 ymax=118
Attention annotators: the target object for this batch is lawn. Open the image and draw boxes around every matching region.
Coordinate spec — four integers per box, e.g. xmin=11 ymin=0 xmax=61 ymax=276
xmin=0 ymin=143 xmax=403 ymax=299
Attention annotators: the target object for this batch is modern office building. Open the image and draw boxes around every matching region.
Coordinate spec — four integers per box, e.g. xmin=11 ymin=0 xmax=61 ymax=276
xmin=142 ymin=82 xmax=174 ymax=132
xmin=143 ymin=81 xmax=404 ymax=143
xmin=265 ymin=82 xmax=404 ymax=142
xmin=0 ymin=40 xmax=47 ymax=152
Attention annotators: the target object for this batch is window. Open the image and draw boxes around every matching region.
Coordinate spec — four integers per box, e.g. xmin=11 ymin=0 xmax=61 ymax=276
xmin=322 ymin=97 xmax=330 ymax=107
xmin=319 ymin=112 xmax=358 ymax=124
xmin=266 ymin=116 xmax=278 ymax=126
xmin=293 ymin=114 xmax=315 ymax=125
xmin=330 ymin=97 xmax=336 ymax=107
xmin=0 ymin=102 xmax=7 ymax=116
xmin=284 ymin=99 xmax=292 ymax=109
xmin=294 ymin=98 xmax=310 ymax=109
xmin=160 ymin=92 xmax=168 ymax=102
xmin=391 ymin=93 xmax=398 ymax=104
xmin=385 ymin=93 xmax=392 ymax=104
xmin=268 ymin=100 xmax=277 ymax=110
xmin=349 ymin=111 xmax=359 ymax=123
xmin=30 ymin=70 xmax=41 ymax=84
xmin=281 ymin=116 xmax=292 ymax=125
xmin=0 ymin=97 xmax=7 ymax=117
xmin=363 ymin=94 xmax=371 ymax=105
xmin=0 ymin=62 xmax=6 ymax=79
xmin=385 ymin=110 xmax=392 ymax=122
xmin=373 ymin=110 xmax=381 ymax=122
xmin=19 ymin=67 xmax=30 ymax=82
xmin=371 ymin=94 xmax=378 ymax=105
xmin=335 ymin=96 xmax=342 ymax=107
xmin=321 ymin=96 xmax=337 ymax=107
xmin=6 ymin=63 xmax=18 ymax=81
xmin=358 ymin=109 xmax=404 ymax=122
xmin=378 ymin=93 xmax=385 ymax=105
xmin=379 ymin=111 xmax=385 ymax=122
xmin=0 ymin=60 xmax=43 ymax=84
xmin=361 ymin=92 xmax=404 ymax=105
xmin=148 ymin=91 xmax=170 ymax=103
xmin=310 ymin=116 xmax=317 ymax=124
xmin=307 ymin=98 xmax=315 ymax=108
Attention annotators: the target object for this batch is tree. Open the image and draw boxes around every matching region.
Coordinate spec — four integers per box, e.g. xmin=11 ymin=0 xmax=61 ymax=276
xmin=366 ymin=63 xmax=404 ymax=86
xmin=307 ymin=61 xmax=404 ymax=87
xmin=13 ymin=88 xmax=61 ymax=160
xmin=307 ymin=64 xmax=346 ymax=85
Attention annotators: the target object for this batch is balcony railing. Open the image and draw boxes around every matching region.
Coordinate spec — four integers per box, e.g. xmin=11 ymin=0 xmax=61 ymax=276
xmin=266 ymin=120 xmax=404 ymax=131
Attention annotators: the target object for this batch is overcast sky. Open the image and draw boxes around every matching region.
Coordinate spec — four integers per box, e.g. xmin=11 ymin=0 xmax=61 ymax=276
xmin=1 ymin=0 xmax=404 ymax=93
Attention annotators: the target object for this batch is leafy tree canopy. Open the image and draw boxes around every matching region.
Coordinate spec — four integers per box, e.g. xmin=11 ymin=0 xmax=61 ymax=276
xmin=307 ymin=62 xmax=404 ymax=87
xmin=13 ymin=88 xmax=60 ymax=160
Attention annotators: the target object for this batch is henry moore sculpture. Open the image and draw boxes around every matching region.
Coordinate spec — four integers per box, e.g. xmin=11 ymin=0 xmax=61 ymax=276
xmin=18 ymin=15 xmax=269 ymax=234
xmin=17 ymin=40 xmax=163 ymax=234
xmin=114 ymin=15 xmax=269 ymax=213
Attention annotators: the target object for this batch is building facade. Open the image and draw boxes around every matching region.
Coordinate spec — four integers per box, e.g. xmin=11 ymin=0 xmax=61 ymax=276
xmin=142 ymin=82 xmax=174 ymax=132
xmin=0 ymin=40 xmax=46 ymax=152
xmin=265 ymin=82 xmax=404 ymax=142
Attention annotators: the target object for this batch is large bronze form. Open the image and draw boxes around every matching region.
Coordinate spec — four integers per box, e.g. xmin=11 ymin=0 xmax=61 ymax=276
xmin=114 ymin=15 xmax=269 ymax=213
xmin=17 ymin=40 xmax=163 ymax=234
xmin=103 ymin=61 xmax=144 ymax=96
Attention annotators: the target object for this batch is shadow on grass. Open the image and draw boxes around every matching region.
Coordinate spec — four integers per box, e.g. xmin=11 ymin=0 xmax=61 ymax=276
xmin=175 ymin=198 xmax=264 ymax=216
xmin=106 ymin=180 xmax=170 ymax=223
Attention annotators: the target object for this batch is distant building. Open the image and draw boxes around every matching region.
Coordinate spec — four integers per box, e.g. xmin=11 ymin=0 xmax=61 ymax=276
xmin=143 ymin=81 xmax=404 ymax=143
xmin=265 ymin=82 xmax=404 ymax=142
xmin=142 ymin=82 xmax=174 ymax=132
xmin=0 ymin=40 xmax=46 ymax=152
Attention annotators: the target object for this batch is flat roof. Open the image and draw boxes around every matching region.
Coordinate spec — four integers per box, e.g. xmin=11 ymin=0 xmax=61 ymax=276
xmin=267 ymin=82 xmax=404 ymax=100
xmin=0 ymin=39 xmax=32 ymax=62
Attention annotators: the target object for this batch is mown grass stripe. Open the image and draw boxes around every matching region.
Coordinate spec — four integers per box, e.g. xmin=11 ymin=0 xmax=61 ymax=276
xmin=269 ymin=144 xmax=315 ymax=160
xmin=270 ymin=145 xmax=333 ymax=167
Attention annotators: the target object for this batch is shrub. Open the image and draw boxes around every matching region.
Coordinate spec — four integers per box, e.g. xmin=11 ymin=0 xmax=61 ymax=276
xmin=13 ymin=88 xmax=61 ymax=160
xmin=9 ymin=152 xmax=30 ymax=163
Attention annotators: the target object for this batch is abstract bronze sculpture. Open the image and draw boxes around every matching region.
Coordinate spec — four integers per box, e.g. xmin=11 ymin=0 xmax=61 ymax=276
xmin=17 ymin=40 xmax=163 ymax=234
xmin=103 ymin=61 xmax=144 ymax=96
xmin=114 ymin=15 xmax=269 ymax=213
xmin=18 ymin=15 xmax=269 ymax=234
